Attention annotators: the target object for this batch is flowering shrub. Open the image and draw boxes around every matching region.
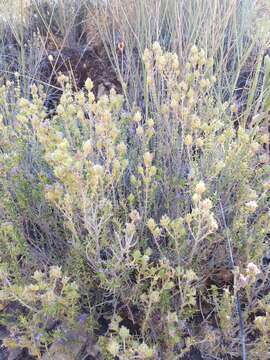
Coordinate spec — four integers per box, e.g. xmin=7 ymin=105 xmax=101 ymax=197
xmin=0 ymin=44 xmax=269 ymax=358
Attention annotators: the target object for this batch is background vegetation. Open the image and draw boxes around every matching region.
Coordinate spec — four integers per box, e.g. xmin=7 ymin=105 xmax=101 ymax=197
xmin=0 ymin=1 xmax=270 ymax=359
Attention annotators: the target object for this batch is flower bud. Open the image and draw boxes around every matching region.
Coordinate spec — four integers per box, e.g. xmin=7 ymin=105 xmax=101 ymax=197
xmin=136 ymin=125 xmax=144 ymax=136
xmin=185 ymin=134 xmax=193 ymax=146
xmin=245 ymin=200 xmax=258 ymax=213
xmin=85 ymin=78 xmax=93 ymax=91
xmin=195 ymin=181 xmax=206 ymax=194
xmin=133 ymin=111 xmax=142 ymax=123
xmin=143 ymin=152 xmax=153 ymax=167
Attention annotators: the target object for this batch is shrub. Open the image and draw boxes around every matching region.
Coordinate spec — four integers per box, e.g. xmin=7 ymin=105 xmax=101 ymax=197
xmin=0 ymin=43 xmax=269 ymax=358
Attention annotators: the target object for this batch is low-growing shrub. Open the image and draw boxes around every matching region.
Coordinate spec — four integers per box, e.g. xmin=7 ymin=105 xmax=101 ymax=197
xmin=0 ymin=43 xmax=269 ymax=359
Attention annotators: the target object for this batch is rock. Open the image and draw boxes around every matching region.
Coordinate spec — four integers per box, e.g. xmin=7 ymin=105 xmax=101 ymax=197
xmin=7 ymin=348 xmax=24 ymax=360
xmin=0 ymin=347 xmax=8 ymax=360
xmin=7 ymin=349 xmax=35 ymax=360
xmin=0 ymin=326 xmax=9 ymax=341
xmin=42 ymin=326 xmax=101 ymax=360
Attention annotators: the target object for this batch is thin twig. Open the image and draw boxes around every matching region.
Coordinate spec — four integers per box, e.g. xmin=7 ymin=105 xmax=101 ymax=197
xmin=219 ymin=199 xmax=247 ymax=360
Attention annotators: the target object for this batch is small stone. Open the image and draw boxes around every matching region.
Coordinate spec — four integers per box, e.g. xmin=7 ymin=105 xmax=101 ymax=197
xmin=42 ymin=325 xmax=101 ymax=360
xmin=7 ymin=348 xmax=24 ymax=360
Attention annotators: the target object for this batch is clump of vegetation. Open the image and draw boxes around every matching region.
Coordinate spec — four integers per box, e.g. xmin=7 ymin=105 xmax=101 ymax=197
xmin=1 ymin=266 xmax=79 ymax=358
xmin=0 ymin=1 xmax=270 ymax=359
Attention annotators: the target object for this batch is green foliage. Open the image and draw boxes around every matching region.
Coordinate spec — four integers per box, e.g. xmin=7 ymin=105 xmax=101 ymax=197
xmin=0 ymin=266 xmax=79 ymax=359
xmin=0 ymin=1 xmax=270 ymax=358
